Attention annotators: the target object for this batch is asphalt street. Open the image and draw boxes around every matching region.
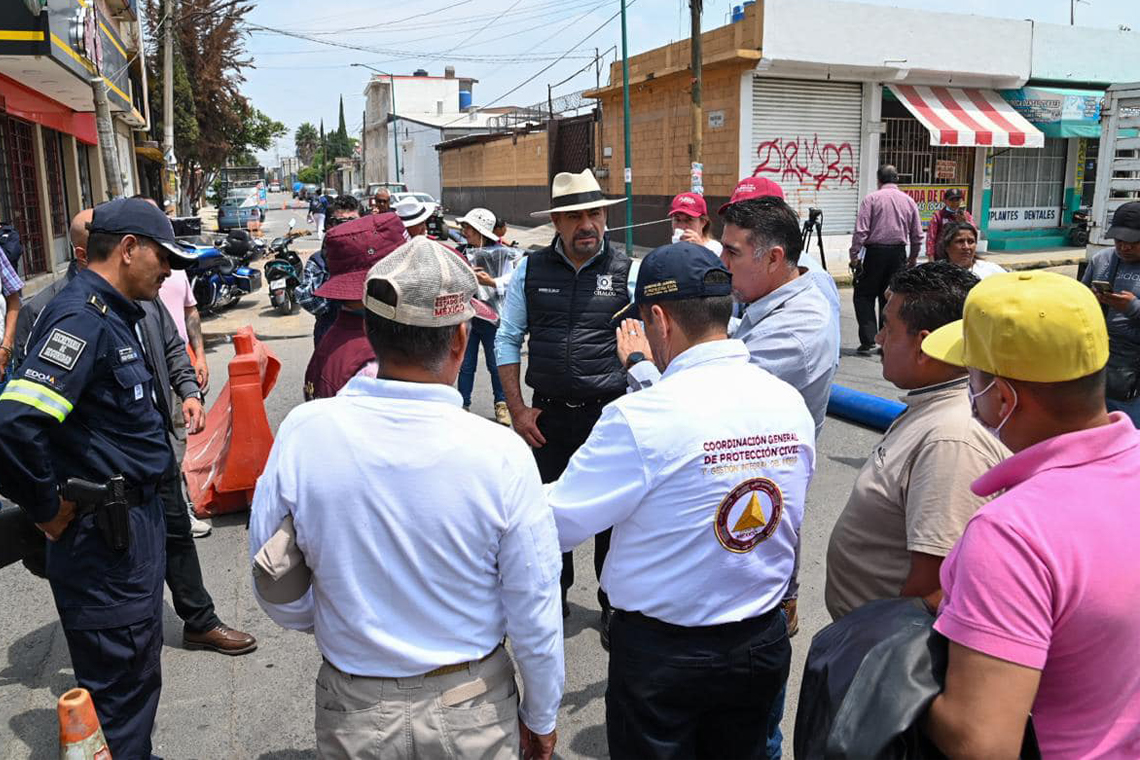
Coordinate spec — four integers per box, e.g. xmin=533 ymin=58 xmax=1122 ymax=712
xmin=0 ymin=197 xmax=942 ymax=758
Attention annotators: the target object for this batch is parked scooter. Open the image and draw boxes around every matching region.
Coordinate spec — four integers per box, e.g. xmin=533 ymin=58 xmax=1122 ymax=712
xmin=264 ymin=218 xmax=307 ymax=315
xmin=179 ymin=235 xmax=263 ymax=313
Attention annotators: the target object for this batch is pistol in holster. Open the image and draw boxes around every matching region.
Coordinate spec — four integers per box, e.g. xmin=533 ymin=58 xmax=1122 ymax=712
xmin=61 ymin=475 xmax=131 ymax=552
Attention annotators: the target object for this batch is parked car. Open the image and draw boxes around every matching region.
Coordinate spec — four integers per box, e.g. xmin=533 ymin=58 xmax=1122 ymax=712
xmin=366 ymin=181 xmax=407 ymax=198
xmin=268 ymin=182 xmax=282 ymax=193
xmin=391 ymin=191 xmax=446 ymax=239
xmin=217 ymin=189 xmax=260 ymax=231
xmin=325 ymin=188 xmax=340 ymax=199
xmin=299 ymin=183 xmax=319 ymax=201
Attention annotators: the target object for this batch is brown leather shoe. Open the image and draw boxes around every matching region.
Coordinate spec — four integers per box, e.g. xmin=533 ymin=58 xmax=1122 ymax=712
xmin=183 ymin=624 xmax=257 ymax=655
xmin=781 ymin=599 xmax=799 ymax=638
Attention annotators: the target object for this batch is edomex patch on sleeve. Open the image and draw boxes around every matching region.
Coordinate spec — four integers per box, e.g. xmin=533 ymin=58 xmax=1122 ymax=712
xmin=38 ymin=328 xmax=87 ymax=371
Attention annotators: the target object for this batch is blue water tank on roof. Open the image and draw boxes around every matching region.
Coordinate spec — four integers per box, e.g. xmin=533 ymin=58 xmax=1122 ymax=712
xmin=731 ymin=5 xmax=744 ymax=22
xmin=459 ymin=91 xmax=473 ymax=110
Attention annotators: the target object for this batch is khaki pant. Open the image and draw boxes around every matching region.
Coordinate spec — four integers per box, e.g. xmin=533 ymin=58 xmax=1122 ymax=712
xmin=315 ymin=646 xmax=520 ymax=760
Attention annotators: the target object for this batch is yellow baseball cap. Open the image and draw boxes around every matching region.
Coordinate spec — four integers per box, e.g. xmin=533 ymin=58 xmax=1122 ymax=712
xmin=921 ymin=271 xmax=1108 ymax=382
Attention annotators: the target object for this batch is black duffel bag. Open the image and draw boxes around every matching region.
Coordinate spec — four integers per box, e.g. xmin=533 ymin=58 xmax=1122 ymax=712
xmin=794 ymin=597 xmax=1040 ymax=760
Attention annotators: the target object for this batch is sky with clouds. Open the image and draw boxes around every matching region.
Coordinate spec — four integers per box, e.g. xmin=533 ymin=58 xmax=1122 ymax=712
xmin=239 ymin=0 xmax=1138 ymax=165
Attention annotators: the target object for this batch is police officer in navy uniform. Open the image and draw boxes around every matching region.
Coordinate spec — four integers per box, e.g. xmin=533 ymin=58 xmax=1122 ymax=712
xmin=0 ymin=198 xmax=197 ymax=758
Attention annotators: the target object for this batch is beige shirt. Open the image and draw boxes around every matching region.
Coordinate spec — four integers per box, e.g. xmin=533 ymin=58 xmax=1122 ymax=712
xmin=824 ymin=378 xmax=1009 ymax=620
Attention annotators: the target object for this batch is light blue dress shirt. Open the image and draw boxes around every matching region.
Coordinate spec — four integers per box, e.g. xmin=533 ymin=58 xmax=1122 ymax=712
xmin=494 ymin=240 xmax=640 ymax=366
xmin=629 ymin=271 xmax=839 ymax=437
xmin=249 ymin=377 xmax=565 ymax=734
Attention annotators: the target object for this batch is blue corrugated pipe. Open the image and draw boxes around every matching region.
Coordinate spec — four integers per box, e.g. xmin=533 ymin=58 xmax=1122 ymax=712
xmin=827 ymin=384 xmax=906 ymax=432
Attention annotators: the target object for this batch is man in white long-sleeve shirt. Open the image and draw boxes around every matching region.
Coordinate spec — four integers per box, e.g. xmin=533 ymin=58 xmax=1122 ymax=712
xmin=249 ymin=237 xmax=564 ymax=760
xmin=547 ymin=242 xmax=816 ymax=759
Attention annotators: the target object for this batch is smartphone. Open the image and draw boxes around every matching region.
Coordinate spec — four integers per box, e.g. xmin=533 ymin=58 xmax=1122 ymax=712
xmin=1091 ymin=280 xmax=1113 ymax=295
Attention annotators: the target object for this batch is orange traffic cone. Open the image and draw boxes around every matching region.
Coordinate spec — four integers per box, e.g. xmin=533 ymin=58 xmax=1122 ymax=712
xmin=58 ymin=688 xmax=111 ymax=759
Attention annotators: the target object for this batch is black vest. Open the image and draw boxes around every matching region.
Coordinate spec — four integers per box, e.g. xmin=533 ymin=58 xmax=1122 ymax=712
xmin=524 ymin=240 xmax=631 ymax=400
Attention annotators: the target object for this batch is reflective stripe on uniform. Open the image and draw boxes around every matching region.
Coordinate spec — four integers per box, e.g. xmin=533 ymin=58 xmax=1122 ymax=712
xmin=0 ymin=379 xmax=74 ymax=422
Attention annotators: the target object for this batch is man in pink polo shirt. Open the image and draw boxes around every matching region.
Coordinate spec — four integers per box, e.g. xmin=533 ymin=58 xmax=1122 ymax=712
xmin=921 ymin=271 xmax=1140 ymax=757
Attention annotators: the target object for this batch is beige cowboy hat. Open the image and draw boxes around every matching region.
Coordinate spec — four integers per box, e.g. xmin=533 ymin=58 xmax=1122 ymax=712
xmin=530 ymin=168 xmax=626 ymax=217
xmin=456 ymin=207 xmax=498 ymax=241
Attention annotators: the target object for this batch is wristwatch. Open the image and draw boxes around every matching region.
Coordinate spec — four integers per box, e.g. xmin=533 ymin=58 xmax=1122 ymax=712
xmin=624 ymin=351 xmax=645 ymax=371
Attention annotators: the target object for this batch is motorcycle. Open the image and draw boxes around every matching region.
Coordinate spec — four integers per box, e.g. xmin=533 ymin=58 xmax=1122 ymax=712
xmin=264 ymin=218 xmax=307 ymax=315
xmin=217 ymin=228 xmax=259 ymax=267
xmin=1068 ymin=207 xmax=1090 ymax=247
xmin=179 ymin=235 xmax=263 ymax=313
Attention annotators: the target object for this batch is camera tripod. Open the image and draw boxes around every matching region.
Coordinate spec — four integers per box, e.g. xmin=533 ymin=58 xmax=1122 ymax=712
xmin=801 ymin=207 xmax=827 ymax=271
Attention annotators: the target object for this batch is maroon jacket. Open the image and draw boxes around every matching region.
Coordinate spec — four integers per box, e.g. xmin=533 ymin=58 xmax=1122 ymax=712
xmin=303 ymin=311 xmax=375 ymax=401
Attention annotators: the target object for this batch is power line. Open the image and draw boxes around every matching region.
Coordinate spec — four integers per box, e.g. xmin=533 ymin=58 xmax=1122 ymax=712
xmin=440 ymin=0 xmax=635 ymax=128
xmin=270 ymin=0 xmax=477 ymax=34
xmin=253 ymin=53 xmax=597 ymax=70
xmin=278 ymin=0 xmax=580 ymax=35
xmin=470 ymin=0 xmax=612 ymax=87
xmin=452 ymin=0 xmax=525 ymax=50
xmin=249 ymin=0 xmax=613 ymax=62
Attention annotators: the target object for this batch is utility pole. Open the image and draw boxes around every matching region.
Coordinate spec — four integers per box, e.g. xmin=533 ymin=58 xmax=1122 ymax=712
xmin=690 ymin=0 xmax=703 ymax=194
xmin=91 ymin=78 xmax=123 ymax=199
xmin=620 ymin=0 xmax=633 ymax=252
xmin=596 ymin=46 xmax=603 ymax=174
xmin=389 ymin=75 xmax=400 ymax=184
xmin=163 ymin=0 xmax=178 ymax=211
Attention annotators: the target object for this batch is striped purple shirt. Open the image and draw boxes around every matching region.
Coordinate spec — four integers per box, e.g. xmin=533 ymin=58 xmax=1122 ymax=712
xmin=849 ymin=183 xmax=924 ymax=259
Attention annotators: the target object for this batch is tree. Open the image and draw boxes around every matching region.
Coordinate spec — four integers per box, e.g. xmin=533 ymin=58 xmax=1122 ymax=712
xmin=295 ymin=122 xmax=318 ymax=165
xmin=297 ymin=166 xmax=322 ymax=185
xmin=142 ymin=0 xmax=286 ymax=205
xmin=327 ymin=96 xmax=355 ymax=160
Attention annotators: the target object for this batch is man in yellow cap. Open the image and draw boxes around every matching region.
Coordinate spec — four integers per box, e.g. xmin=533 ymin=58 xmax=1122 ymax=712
xmin=921 ymin=271 xmax=1140 ymax=757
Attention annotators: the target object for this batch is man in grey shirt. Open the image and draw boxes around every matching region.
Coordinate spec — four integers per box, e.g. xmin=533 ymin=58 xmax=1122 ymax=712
xmin=1081 ymin=200 xmax=1140 ymax=425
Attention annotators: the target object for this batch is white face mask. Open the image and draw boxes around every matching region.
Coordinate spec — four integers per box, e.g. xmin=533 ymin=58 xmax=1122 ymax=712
xmin=968 ymin=378 xmax=1018 ymax=442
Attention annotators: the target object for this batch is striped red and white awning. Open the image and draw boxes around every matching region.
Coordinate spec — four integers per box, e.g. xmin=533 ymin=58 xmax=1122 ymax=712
xmin=888 ymin=84 xmax=1045 ymax=149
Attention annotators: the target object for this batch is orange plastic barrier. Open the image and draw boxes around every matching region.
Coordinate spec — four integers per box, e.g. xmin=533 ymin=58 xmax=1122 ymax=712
xmin=58 ymin=688 xmax=111 ymax=760
xmin=184 ymin=326 xmax=281 ymax=517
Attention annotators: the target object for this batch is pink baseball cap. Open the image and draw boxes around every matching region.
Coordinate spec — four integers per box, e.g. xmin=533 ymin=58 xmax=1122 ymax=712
xmin=718 ymin=177 xmax=785 ymax=215
xmin=669 ymin=192 xmax=708 ymax=218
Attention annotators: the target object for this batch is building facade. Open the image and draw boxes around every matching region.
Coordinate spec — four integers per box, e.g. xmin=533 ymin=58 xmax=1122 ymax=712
xmin=362 ymin=66 xmax=477 ymax=189
xmin=586 ymin=0 xmax=1140 ymax=251
xmin=0 ymin=0 xmax=148 ymax=284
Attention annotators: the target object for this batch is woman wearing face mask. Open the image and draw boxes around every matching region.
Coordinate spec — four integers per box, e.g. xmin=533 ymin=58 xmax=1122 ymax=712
xmin=935 ymin=222 xmax=1006 ymax=280
xmin=668 ymin=192 xmax=722 ymax=255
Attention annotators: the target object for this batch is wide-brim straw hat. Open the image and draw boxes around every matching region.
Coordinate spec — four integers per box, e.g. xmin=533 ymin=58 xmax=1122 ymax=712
xmin=530 ymin=169 xmax=626 ymax=217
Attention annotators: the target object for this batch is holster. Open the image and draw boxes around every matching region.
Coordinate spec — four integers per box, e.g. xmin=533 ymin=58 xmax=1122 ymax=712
xmin=62 ymin=475 xmax=131 ymax=553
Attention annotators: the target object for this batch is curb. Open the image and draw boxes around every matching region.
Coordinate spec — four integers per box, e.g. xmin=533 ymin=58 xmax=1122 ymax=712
xmin=829 ymin=255 xmax=1085 ymax=286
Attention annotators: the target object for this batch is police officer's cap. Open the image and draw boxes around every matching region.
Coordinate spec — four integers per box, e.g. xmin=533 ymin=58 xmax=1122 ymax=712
xmin=89 ymin=198 xmax=198 ymax=269
xmin=613 ymin=241 xmax=732 ymax=323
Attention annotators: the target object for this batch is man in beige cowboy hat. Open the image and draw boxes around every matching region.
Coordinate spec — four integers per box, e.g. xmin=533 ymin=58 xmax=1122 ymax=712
xmin=495 ymin=168 xmax=633 ymax=644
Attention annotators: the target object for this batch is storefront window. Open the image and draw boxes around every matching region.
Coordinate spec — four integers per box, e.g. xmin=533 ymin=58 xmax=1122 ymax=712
xmin=881 ymin=116 xmax=975 ymax=186
xmin=1 ymin=115 xmax=47 ymax=275
xmin=991 ymin=138 xmax=1066 ymax=209
xmin=77 ymin=144 xmax=94 ymax=210
xmin=43 ymin=128 xmax=70 ymax=237
xmin=1081 ymin=138 xmax=1099 ymax=207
